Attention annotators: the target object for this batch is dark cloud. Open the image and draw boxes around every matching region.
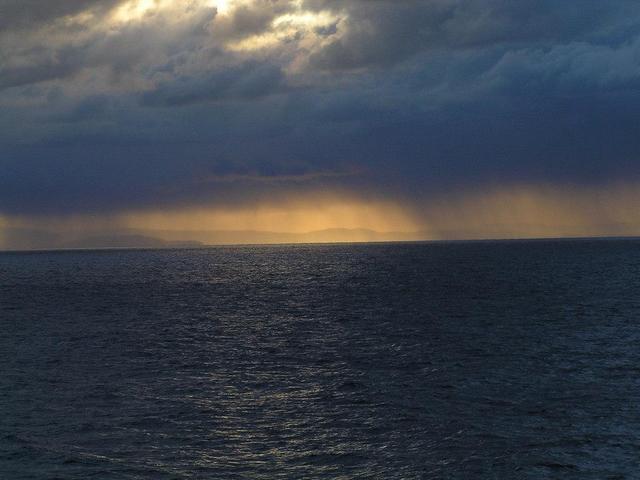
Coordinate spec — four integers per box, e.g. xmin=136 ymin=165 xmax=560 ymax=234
xmin=0 ymin=0 xmax=121 ymax=30
xmin=307 ymin=0 xmax=640 ymax=70
xmin=482 ymin=39 xmax=640 ymax=94
xmin=1 ymin=0 xmax=640 ymax=218
xmin=0 ymin=45 xmax=81 ymax=90
xmin=229 ymin=4 xmax=278 ymax=37
xmin=140 ymin=62 xmax=286 ymax=106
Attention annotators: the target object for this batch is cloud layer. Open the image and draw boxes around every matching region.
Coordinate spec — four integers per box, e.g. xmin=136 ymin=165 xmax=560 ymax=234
xmin=1 ymin=0 xmax=640 ymax=237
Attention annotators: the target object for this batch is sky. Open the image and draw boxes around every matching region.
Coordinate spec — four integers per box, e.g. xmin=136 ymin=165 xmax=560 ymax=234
xmin=2 ymin=0 xmax=640 ymax=248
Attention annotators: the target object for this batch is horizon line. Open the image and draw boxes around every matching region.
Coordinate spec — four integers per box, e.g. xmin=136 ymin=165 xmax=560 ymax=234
xmin=2 ymin=234 xmax=640 ymax=254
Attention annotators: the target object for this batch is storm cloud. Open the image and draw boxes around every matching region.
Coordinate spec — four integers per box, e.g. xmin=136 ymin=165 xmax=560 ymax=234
xmin=1 ymin=0 xmax=640 ymax=235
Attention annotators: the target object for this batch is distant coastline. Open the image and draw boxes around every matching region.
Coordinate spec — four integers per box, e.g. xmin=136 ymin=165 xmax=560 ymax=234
xmin=2 ymin=229 xmax=640 ymax=253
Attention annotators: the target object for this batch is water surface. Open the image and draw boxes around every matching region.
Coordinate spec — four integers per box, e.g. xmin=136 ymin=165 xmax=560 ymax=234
xmin=1 ymin=240 xmax=639 ymax=478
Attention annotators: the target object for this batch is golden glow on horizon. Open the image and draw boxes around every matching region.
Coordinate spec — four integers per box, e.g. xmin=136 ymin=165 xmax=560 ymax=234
xmin=420 ymin=183 xmax=640 ymax=239
xmin=0 ymin=216 xmax=6 ymax=250
xmin=6 ymin=183 xmax=640 ymax=250
xmin=0 ymin=195 xmax=422 ymax=248
xmin=120 ymin=197 xmax=421 ymax=234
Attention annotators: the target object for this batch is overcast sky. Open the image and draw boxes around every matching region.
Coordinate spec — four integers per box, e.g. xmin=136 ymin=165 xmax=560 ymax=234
xmin=2 ymin=0 xmax=640 ymax=243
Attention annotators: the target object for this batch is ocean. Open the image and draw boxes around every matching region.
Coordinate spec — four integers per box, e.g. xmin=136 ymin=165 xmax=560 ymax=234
xmin=1 ymin=240 xmax=639 ymax=479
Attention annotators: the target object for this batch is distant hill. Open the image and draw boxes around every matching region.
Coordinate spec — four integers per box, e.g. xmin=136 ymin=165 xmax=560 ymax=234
xmin=0 ymin=230 xmax=202 ymax=251
xmin=7 ymin=223 xmax=640 ymax=251
xmin=138 ymin=228 xmax=427 ymax=246
xmin=0 ymin=227 xmax=425 ymax=251
xmin=60 ymin=234 xmax=203 ymax=250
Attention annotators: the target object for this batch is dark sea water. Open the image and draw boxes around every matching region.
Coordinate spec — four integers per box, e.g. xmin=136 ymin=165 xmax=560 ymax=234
xmin=1 ymin=240 xmax=640 ymax=479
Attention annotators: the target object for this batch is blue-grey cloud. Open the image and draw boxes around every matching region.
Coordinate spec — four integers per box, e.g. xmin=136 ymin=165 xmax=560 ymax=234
xmin=306 ymin=0 xmax=640 ymax=70
xmin=140 ymin=61 xmax=286 ymax=106
xmin=1 ymin=0 xmax=640 ymax=217
xmin=0 ymin=0 xmax=121 ymax=30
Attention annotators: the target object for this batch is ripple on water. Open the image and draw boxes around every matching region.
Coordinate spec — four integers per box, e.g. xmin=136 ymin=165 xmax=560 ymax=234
xmin=1 ymin=240 xmax=640 ymax=479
